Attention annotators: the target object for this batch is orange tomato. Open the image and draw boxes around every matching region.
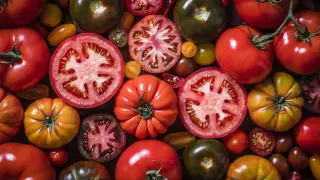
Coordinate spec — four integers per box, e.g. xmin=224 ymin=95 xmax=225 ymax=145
xmin=47 ymin=24 xmax=77 ymax=46
xmin=120 ymin=11 xmax=134 ymax=30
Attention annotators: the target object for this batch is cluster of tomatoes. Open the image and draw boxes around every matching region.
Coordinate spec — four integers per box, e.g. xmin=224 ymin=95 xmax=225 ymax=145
xmin=0 ymin=0 xmax=320 ymax=179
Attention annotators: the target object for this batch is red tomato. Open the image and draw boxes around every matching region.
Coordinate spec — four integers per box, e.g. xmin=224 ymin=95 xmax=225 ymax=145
xmin=0 ymin=27 xmax=50 ymax=92
xmin=0 ymin=0 xmax=45 ymax=27
xmin=115 ymin=140 xmax=182 ymax=180
xmin=294 ymin=116 xmax=320 ymax=154
xmin=249 ymin=128 xmax=275 ymax=157
xmin=216 ymin=25 xmax=274 ymax=84
xmin=128 ymin=15 xmax=182 ymax=73
xmin=0 ymin=143 xmax=56 ymax=180
xmin=273 ymin=11 xmax=320 ymax=75
xmin=125 ymin=0 xmax=163 ymax=16
xmin=222 ymin=128 xmax=248 ymax=154
xmin=162 ymin=73 xmax=185 ymax=89
xmin=48 ymin=148 xmax=68 ymax=166
xmin=49 ymin=33 xmax=124 ymax=108
xmin=178 ymin=68 xmax=247 ymax=138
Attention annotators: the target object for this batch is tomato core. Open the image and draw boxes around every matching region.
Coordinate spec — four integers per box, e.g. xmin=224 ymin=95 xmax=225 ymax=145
xmin=38 ymin=108 xmax=59 ymax=134
xmin=130 ymin=93 xmax=153 ymax=119
xmin=0 ymin=42 xmax=22 ymax=64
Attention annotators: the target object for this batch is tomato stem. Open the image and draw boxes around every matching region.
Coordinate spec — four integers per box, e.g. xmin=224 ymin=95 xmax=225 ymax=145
xmin=256 ymin=0 xmax=282 ymax=5
xmin=35 ymin=107 xmax=59 ymax=135
xmin=0 ymin=42 xmax=22 ymax=64
xmin=129 ymin=92 xmax=153 ymax=119
xmin=146 ymin=160 xmax=168 ymax=180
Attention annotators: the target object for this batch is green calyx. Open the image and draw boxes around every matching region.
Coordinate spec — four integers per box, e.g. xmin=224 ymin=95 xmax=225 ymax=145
xmin=294 ymin=26 xmax=320 ymax=45
xmin=130 ymin=92 xmax=153 ymax=119
xmin=35 ymin=107 xmax=60 ymax=134
xmin=256 ymin=0 xmax=282 ymax=5
xmin=146 ymin=161 xmax=168 ymax=180
xmin=0 ymin=42 xmax=22 ymax=64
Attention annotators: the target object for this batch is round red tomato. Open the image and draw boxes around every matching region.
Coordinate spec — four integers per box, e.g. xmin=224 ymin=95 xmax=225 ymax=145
xmin=0 ymin=27 xmax=50 ymax=92
xmin=222 ymin=128 xmax=248 ymax=154
xmin=274 ymin=11 xmax=320 ymax=75
xmin=178 ymin=67 xmax=247 ymax=138
xmin=128 ymin=15 xmax=182 ymax=73
xmin=216 ymin=25 xmax=274 ymax=84
xmin=115 ymin=140 xmax=182 ymax=180
xmin=48 ymin=148 xmax=68 ymax=166
xmin=49 ymin=33 xmax=124 ymax=108
xmin=125 ymin=0 xmax=163 ymax=16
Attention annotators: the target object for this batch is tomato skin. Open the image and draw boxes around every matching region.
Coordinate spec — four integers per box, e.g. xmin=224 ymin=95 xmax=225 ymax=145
xmin=222 ymin=128 xmax=248 ymax=154
xmin=0 ymin=143 xmax=56 ymax=180
xmin=216 ymin=25 xmax=274 ymax=84
xmin=309 ymin=154 xmax=320 ymax=180
xmin=40 ymin=3 xmax=62 ymax=27
xmin=48 ymin=148 xmax=68 ymax=166
xmin=115 ymin=140 xmax=182 ymax=180
xmin=47 ymin=24 xmax=77 ymax=46
xmin=274 ymin=11 xmax=320 ymax=75
xmin=0 ymin=0 xmax=46 ymax=27
xmin=0 ymin=27 xmax=50 ymax=92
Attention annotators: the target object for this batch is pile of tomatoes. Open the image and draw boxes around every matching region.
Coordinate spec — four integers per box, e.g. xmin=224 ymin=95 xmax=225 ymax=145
xmin=1 ymin=0 xmax=320 ymax=179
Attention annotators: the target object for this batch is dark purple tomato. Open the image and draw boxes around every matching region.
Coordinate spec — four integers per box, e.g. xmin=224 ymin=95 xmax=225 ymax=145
xmin=288 ymin=147 xmax=308 ymax=171
xmin=300 ymin=72 xmax=320 ymax=114
xmin=269 ymin=154 xmax=290 ymax=177
xmin=173 ymin=56 xmax=195 ymax=77
xmin=275 ymin=132 xmax=294 ymax=153
xmin=249 ymin=128 xmax=275 ymax=157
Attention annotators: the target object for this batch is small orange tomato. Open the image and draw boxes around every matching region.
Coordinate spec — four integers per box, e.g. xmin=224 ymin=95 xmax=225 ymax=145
xmin=124 ymin=61 xmax=141 ymax=79
xmin=310 ymin=154 xmax=320 ymax=180
xmin=48 ymin=24 xmax=77 ymax=46
xmin=120 ymin=11 xmax=134 ymax=30
xmin=182 ymin=41 xmax=197 ymax=58
xmin=40 ymin=3 xmax=62 ymax=27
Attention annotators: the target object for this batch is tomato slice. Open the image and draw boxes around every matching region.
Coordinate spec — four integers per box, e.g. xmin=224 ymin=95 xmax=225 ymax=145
xmin=178 ymin=67 xmax=247 ymax=138
xmin=300 ymin=72 xmax=320 ymax=114
xmin=128 ymin=15 xmax=182 ymax=73
xmin=162 ymin=73 xmax=185 ymax=89
xmin=124 ymin=0 xmax=163 ymax=16
xmin=49 ymin=33 xmax=124 ymax=108
xmin=249 ymin=128 xmax=275 ymax=157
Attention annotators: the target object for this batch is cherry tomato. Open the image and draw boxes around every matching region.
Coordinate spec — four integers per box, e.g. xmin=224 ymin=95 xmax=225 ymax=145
xmin=124 ymin=61 xmax=141 ymax=79
xmin=193 ymin=43 xmax=216 ymax=65
xmin=222 ymin=128 xmax=248 ymax=154
xmin=47 ymin=24 xmax=77 ymax=47
xmin=124 ymin=0 xmax=163 ymax=16
xmin=54 ymin=0 xmax=70 ymax=8
xmin=182 ymin=41 xmax=197 ymax=58
xmin=163 ymin=132 xmax=195 ymax=150
xmin=275 ymin=132 xmax=294 ymax=153
xmin=40 ymin=3 xmax=62 ymax=27
xmin=173 ymin=56 xmax=195 ymax=77
xmin=300 ymin=72 xmax=320 ymax=114
xmin=284 ymin=171 xmax=302 ymax=180
xmin=309 ymin=154 xmax=320 ymax=180
xmin=16 ymin=84 xmax=50 ymax=100
xmin=108 ymin=27 xmax=128 ymax=48
xmin=288 ymin=147 xmax=308 ymax=171
xmin=248 ymin=128 xmax=275 ymax=157
xmin=48 ymin=148 xmax=68 ymax=166
xmin=162 ymin=73 xmax=185 ymax=89
xmin=269 ymin=154 xmax=290 ymax=177
xmin=120 ymin=12 xmax=135 ymax=30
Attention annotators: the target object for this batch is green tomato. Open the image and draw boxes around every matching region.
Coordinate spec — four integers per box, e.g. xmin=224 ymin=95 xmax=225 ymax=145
xmin=194 ymin=43 xmax=216 ymax=65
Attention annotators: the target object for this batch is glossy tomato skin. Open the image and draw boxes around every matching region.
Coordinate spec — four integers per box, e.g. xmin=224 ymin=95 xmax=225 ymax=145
xmin=0 ymin=0 xmax=45 ymax=27
xmin=309 ymin=154 xmax=320 ymax=180
xmin=222 ymin=128 xmax=248 ymax=154
xmin=274 ymin=11 xmax=320 ymax=75
xmin=48 ymin=148 xmax=68 ymax=166
xmin=216 ymin=25 xmax=274 ymax=84
xmin=115 ymin=140 xmax=182 ymax=180
xmin=0 ymin=88 xmax=24 ymax=143
xmin=70 ymin=0 xmax=123 ymax=34
xmin=0 ymin=143 xmax=56 ymax=180
xmin=0 ymin=27 xmax=50 ymax=92
xmin=114 ymin=75 xmax=178 ymax=139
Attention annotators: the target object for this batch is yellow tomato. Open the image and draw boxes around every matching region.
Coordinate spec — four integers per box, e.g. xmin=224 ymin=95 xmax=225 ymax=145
xmin=182 ymin=41 xmax=197 ymax=58
xmin=193 ymin=43 xmax=216 ymax=65
xmin=40 ymin=3 xmax=62 ymax=27
xmin=48 ymin=24 xmax=77 ymax=46
xmin=120 ymin=11 xmax=134 ymax=30
xmin=310 ymin=154 xmax=320 ymax=179
xmin=124 ymin=61 xmax=141 ymax=79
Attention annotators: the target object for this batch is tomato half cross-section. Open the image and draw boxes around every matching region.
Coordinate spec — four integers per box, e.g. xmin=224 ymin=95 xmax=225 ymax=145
xmin=178 ymin=67 xmax=247 ymax=138
xmin=49 ymin=33 xmax=124 ymax=108
xmin=124 ymin=0 xmax=163 ymax=16
xmin=128 ymin=15 xmax=182 ymax=73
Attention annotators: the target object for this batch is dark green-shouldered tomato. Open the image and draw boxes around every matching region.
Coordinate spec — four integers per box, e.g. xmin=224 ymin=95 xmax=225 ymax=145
xmin=69 ymin=0 xmax=123 ymax=34
xmin=269 ymin=154 xmax=290 ymax=177
xmin=173 ymin=0 xmax=227 ymax=43
xmin=288 ymin=147 xmax=308 ymax=171
xmin=183 ymin=139 xmax=229 ymax=180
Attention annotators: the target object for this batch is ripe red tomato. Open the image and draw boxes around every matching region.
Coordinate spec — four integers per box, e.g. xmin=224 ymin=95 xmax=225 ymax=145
xmin=115 ymin=140 xmax=182 ymax=180
xmin=48 ymin=148 xmax=69 ymax=166
xmin=0 ymin=0 xmax=46 ymax=27
xmin=222 ymin=128 xmax=248 ymax=154
xmin=49 ymin=33 xmax=124 ymax=108
xmin=178 ymin=68 xmax=247 ymax=138
xmin=0 ymin=27 xmax=50 ymax=92
xmin=273 ymin=11 xmax=320 ymax=75
xmin=128 ymin=15 xmax=182 ymax=73
xmin=125 ymin=0 xmax=163 ymax=16
xmin=216 ymin=25 xmax=274 ymax=84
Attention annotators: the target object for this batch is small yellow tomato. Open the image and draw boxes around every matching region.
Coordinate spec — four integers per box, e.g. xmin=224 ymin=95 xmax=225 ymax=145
xmin=182 ymin=41 xmax=197 ymax=58
xmin=310 ymin=154 xmax=320 ymax=179
xmin=194 ymin=43 xmax=216 ymax=65
xmin=124 ymin=61 xmax=141 ymax=79
xmin=48 ymin=24 xmax=77 ymax=46
xmin=120 ymin=12 xmax=134 ymax=30
xmin=40 ymin=3 xmax=62 ymax=27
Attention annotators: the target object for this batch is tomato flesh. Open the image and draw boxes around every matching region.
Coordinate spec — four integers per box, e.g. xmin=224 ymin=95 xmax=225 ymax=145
xmin=249 ymin=128 xmax=275 ymax=157
xmin=125 ymin=0 xmax=163 ymax=16
xmin=162 ymin=73 xmax=185 ymax=89
xmin=300 ymin=72 xmax=320 ymax=114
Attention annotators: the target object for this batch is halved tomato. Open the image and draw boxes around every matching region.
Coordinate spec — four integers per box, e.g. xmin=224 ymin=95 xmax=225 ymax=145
xmin=49 ymin=33 xmax=124 ymax=108
xmin=178 ymin=68 xmax=247 ymax=138
xmin=300 ymin=72 xmax=320 ymax=114
xmin=128 ymin=15 xmax=182 ymax=73
xmin=162 ymin=73 xmax=185 ymax=89
xmin=125 ymin=0 xmax=163 ymax=16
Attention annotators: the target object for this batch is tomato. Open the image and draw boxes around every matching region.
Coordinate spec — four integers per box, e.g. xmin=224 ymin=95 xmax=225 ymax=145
xmin=0 ymin=143 xmax=56 ymax=180
xmin=222 ymin=0 xmax=230 ymax=7
xmin=309 ymin=154 xmax=320 ymax=180
xmin=275 ymin=132 xmax=294 ymax=153
xmin=288 ymin=147 xmax=308 ymax=171
xmin=108 ymin=27 xmax=128 ymax=48
xmin=54 ymin=0 xmax=70 ymax=8
xmin=294 ymin=116 xmax=320 ymax=154
xmin=47 ymin=24 xmax=77 ymax=46
xmin=40 ymin=3 xmax=62 ymax=27
xmin=183 ymin=139 xmax=229 ymax=180
xmin=114 ymin=75 xmax=178 ymax=139
xmin=128 ymin=15 xmax=182 ymax=73
xmin=193 ymin=43 xmax=216 ymax=65
xmin=16 ymin=84 xmax=50 ymax=100
xmin=49 ymin=33 xmax=124 ymax=108
xmin=0 ymin=0 xmax=46 ymax=27
xmin=24 ymin=98 xmax=80 ymax=149
xmin=247 ymin=72 xmax=304 ymax=132
xmin=248 ymin=128 xmax=275 ymax=157
xmin=222 ymin=128 xmax=248 ymax=154
xmin=0 ymin=27 xmax=50 ymax=92
xmin=124 ymin=61 xmax=141 ymax=79
xmin=0 ymin=88 xmax=24 ymax=143
xmin=48 ymin=148 xmax=68 ymax=166
xmin=162 ymin=73 xmax=185 ymax=89
xmin=28 ymin=21 xmax=48 ymax=38
xmin=216 ymin=25 xmax=274 ymax=84
xmin=274 ymin=11 xmax=320 ymax=75
xmin=173 ymin=0 xmax=227 ymax=43
xmin=77 ymin=114 xmax=126 ymax=162
xmin=124 ymin=0 xmax=163 ymax=16
xmin=178 ymin=67 xmax=247 ymax=138
xmin=300 ymin=72 xmax=320 ymax=114
xmin=181 ymin=41 xmax=197 ymax=58
xmin=115 ymin=140 xmax=182 ymax=180
xmin=269 ymin=154 xmax=290 ymax=177
xmin=157 ymin=0 xmax=178 ymax=17
xmin=227 ymin=155 xmax=281 ymax=180
xmin=163 ymin=132 xmax=195 ymax=150
xmin=70 ymin=0 xmax=123 ymax=34
xmin=59 ymin=161 xmax=111 ymax=180
xmin=284 ymin=171 xmax=302 ymax=180
xmin=173 ymin=56 xmax=195 ymax=77
xmin=120 ymin=11 xmax=135 ymax=30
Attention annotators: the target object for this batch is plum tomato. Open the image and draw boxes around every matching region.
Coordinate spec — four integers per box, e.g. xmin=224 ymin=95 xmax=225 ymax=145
xmin=178 ymin=67 xmax=247 ymax=138
xmin=173 ymin=56 xmax=195 ymax=77
xmin=163 ymin=132 xmax=195 ymax=150
xmin=49 ymin=33 xmax=124 ymax=108
xmin=128 ymin=15 xmax=182 ymax=73
xmin=222 ymin=128 xmax=248 ymax=154
xmin=288 ymin=147 xmax=308 ymax=171
xmin=40 ymin=3 xmax=62 ymax=27
xmin=124 ymin=0 xmax=163 ymax=16
xmin=16 ymin=84 xmax=50 ymax=100
xmin=300 ymin=72 xmax=320 ymax=114
xmin=181 ymin=41 xmax=197 ymax=58
xmin=47 ymin=24 xmax=77 ymax=47
xmin=48 ymin=148 xmax=69 ymax=166
xmin=309 ymin=154 xmax=320 ymax=180
xmin=284 ymin=171 xmax=302 ymax=180
xmin=193 ymin=43 xmax=216 ymax=66
xmin=248 ymin=127 xmax=275 ymax=157
xmin=120 ymin=12 xmax=135 ymax=31
xmin=275 ymin=132 xmax=294 ymax=154
xmin=108 ymin=27 xmax=128 ymax=48
xmin=162 ymin=73 xmax=185 ymax=89
xmin=124 ymin=61 xmax=141 ymax=79
xmin=77 ymin=114 xmax=126 ymax=163
xmin=54 ymin=0 xmax=70 ymax=8
xmin=269 ymin=154 xmax=290 ymax=177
